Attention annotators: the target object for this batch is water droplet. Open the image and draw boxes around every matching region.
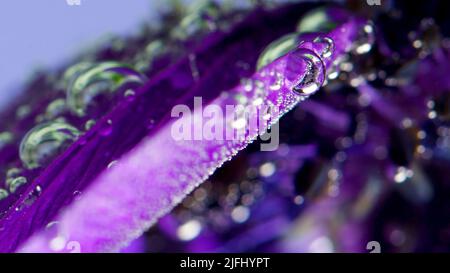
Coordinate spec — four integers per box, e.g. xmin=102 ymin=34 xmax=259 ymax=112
xmin=234 ymin=94 xmax=248 ymax=105
xmin=313 ymin=36 xmax=334 ymax=58
xmin=285 ymin=48 xmax=325 ymax=95
xmin=146 ymin=119 xmax=156 ymax=130
xmin=0 ymin=189 xmax=8 ymax=201
xmin=0 ymin=132 xmax=13 ymax=150
xmin=22 ymin=185 xmax=42 ymax=206
xmin=259 ymin=162 xmax=276 ymax=177
xmin=171 ymin=1 xmax=219 ymax=40
xmin=353 ymin=23 xmax=375 ymax=55
xmin=107 ymin=160 xmax=118 ymax=169
xmin=6 ymin=167 xmax=22 ymax=179
xmin=177 ymin=219 xmax=202 ymax=241
xmin=257 ymin=33 xmax=298 ymax=70
xmin=296 ymin=7 xmax=340 ymax=33
xmin=45 ymin=99 xmax=67 ymax=120
xmin=19 ymin=121 xmax=80 ymax=169
xmin=84 ymin=119 xmax=96 ymax=131
xmin=61 ymin=62 xmax=94 ymax=89
xmin=16 ymin=105 xmax=31 ymax=119
xmin=231 ymin=205 xmax=250 ymax=223
xmin=45 ymin=221 xmax=59 ymax=231
xmin=269 ymin=72 xmax=283 ymax=91
xmin=188 ymin=53 xmax=200 ymax=81
xmin=134 ymin=40 xmax=165 ymax=72
xmin=100 ymin=120 xmax=113 ymax=136
xmin=241 ymin=78 xmax=253 ymax=92
xmin=8 ymin=176 xmax=27 ymax=193
xmin=66 ymin=61 xmax=145 ymax=116
xmin=124 ymin=89 xmax=136 ymax=99
xmin=394 ymin=166 xmax=414 ymax=183
xmin=14 ymin=185 xmax=42 ymax=211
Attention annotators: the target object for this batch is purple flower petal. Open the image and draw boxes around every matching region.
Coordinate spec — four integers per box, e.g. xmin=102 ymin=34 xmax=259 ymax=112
xmin=0 ymin=4 xmax=367 ymax=253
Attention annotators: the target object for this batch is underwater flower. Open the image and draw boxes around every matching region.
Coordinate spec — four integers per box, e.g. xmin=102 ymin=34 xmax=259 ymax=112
xmin=0 ymin=0 xmax=449 ymax=253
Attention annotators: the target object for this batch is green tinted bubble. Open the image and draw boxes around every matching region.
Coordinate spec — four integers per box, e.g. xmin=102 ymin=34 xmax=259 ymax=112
xmin=257 ymin=33 xmax=298 ymax=71
xmin=19 ymin=121 xmax=80 ymax=169
xmin=66 ymin=61 xmax=145 ymax=116
xmin=296 ymin=7 xmax=337 ymax=33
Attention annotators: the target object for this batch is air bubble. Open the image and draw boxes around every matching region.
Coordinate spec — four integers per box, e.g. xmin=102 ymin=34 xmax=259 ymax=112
xmin=0 ymin=132 xmax=13 ymax=150
xmin=0 ymin=189 xmax=8 ymax=201
xmin=313 ymin=36 xmax=335 ymax=59
xmin=353 ymin=23 xmax=375 ymax=55
xmin=296 ymin=7 xmax=340 ymax=33
xmin=66 ymin=61 xmax=145 ymax=116
xmin=285 ymin=48 xmax=325 ymax=96
xmin=8 ymin=176 xmax=28 ymax=193
xmin=19 ymin=121 xmax=80 ymax=169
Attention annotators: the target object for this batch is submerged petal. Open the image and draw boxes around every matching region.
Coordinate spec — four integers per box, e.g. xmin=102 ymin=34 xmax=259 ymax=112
xmin=0 ymin=3 xmax=367 ymax=253
xmin=18 ymin=23 xmax=365 ymax=252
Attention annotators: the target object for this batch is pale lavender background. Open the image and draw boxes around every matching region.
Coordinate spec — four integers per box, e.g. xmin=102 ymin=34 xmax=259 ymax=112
xmin=0 ymin=0 xmax=164 ymax=110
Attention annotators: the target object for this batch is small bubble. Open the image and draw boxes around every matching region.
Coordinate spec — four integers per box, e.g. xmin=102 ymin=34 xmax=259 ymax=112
xmin=84 ymin=119 xmax=96 ymax=131
xmin=313 ymin=36 xmax=335 ymax=58
xmin=394 ymin=167 xmax=414 ymax=183
xmin=0 ymin=132 xmax=13 ymax=150
xmin=293 ymin=195 xmax=304 ymax=205
xmin=231 ymin=206 xmax=250 ymax=223
xmin=171 ymin=1 xmax=219 ymax=40
xmin=133 ymin=39 xmax=165 ymax=72
xmin=49 ymin=236 xmax=67 ymax=252
xmin=177 ymin=219 xmax=202 ymax=241
xmin=259 ymin=162 xmax=276 ymax=177
xmin=100 ymin=120 xmax=113 ymax=136
xmin=16 ymin=105 xmax=31 ymax=119
xmin=124 ymin=89 xmax=136 ymax=99
xmin=107 ymin=160 xmax=118 ymax=169
xmin=0 ymin=189 xmax=8 ymax=201
xmin=73 ymin=190 xmax=82 ymax=199
xmin=45 ymin=99 xmax=67 ymax=120
xmin=8 ymin=176 xmax=27 ymax=193
xmin=353 ymin=23 xmax=375 ymax=55
xmin=428 ymin=111 xmax=437 ymax=119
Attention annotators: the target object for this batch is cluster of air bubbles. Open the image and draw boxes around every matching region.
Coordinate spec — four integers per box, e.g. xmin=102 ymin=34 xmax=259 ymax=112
xmin=6 ymin=168 xmax=27 ymax=194
xmin=3 ymin=60 xmax=148 ymax=192
xmin=408 ymin=18 xmax=442 ymax=57
xmin=1 ymin=60 xmax=141 ymax=202
xmin=170 ymin=0 xmax=220 ymax=41
xmin=256 ymin=6 xmax=341 ymax=97
xmin=15 ymin=185 xmax=42 ymax=212
xmin=0 ymin=168 xmax=27 ymax=201
xmin=174 ymin=166 xmax=265 ymax=237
